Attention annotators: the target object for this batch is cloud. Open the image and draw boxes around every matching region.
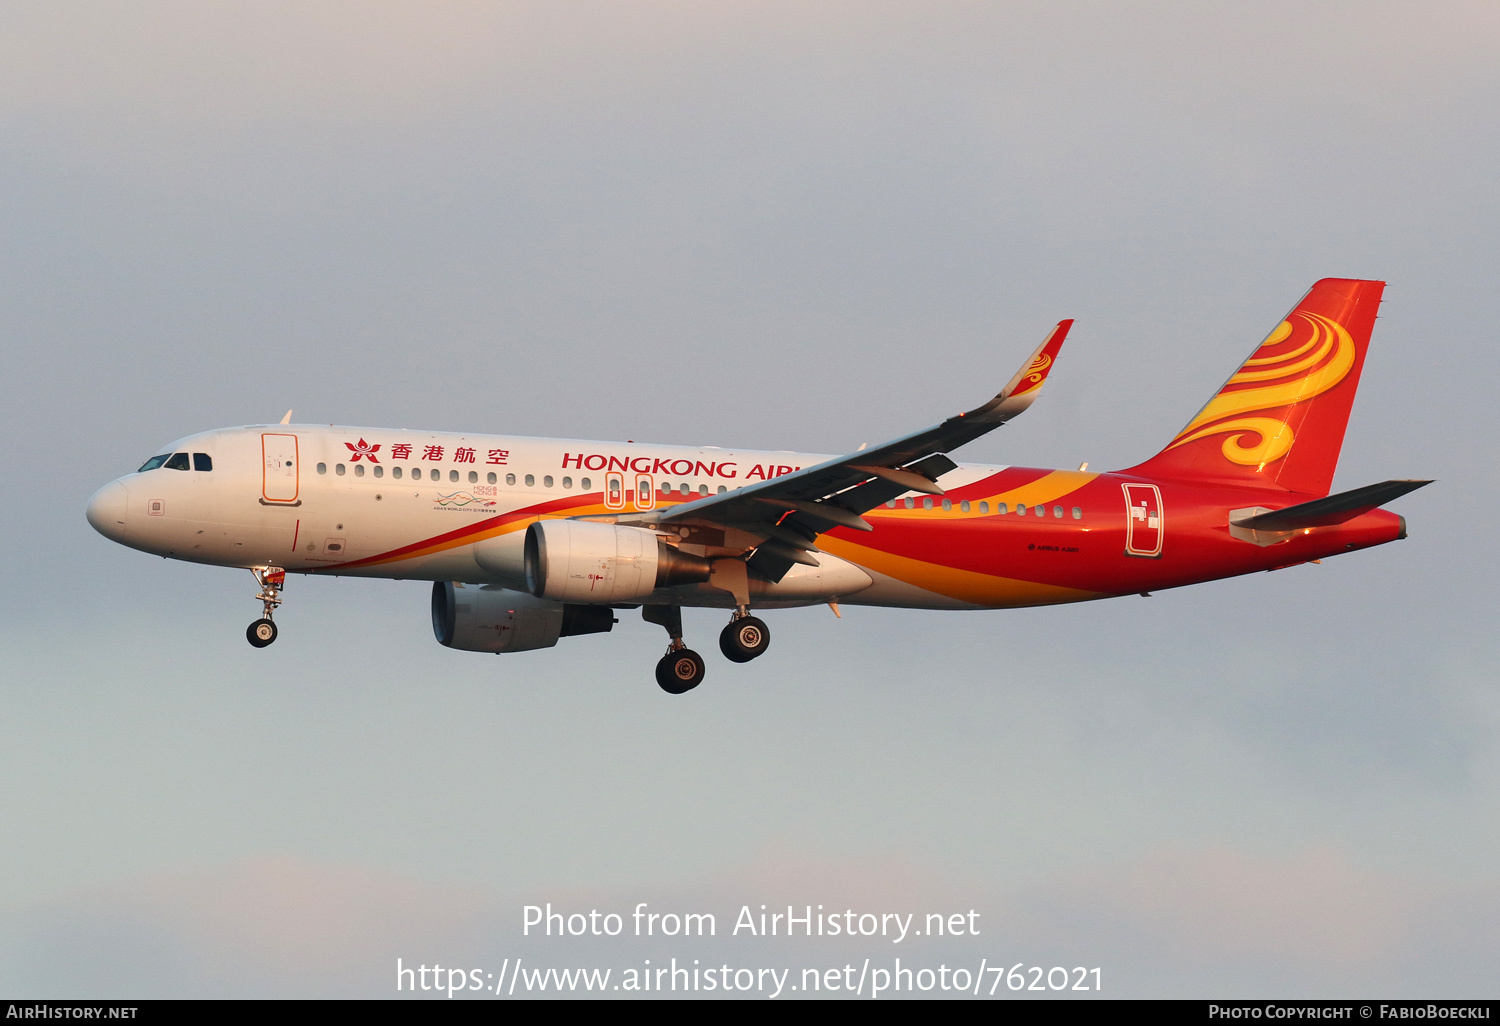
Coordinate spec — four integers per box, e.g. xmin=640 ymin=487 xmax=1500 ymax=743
xmin=1005 ymin=844 xmax=1500 ymax=995
xmin=2 ymin=856 xmax=494 ymax=997
xmin=1052 ymin=844 xmax=1414 ymax=962
xmin=6 ymin=846 xmax=1497 ymax=996
xmin=3 ymin=2 xmax=1496 ymax=133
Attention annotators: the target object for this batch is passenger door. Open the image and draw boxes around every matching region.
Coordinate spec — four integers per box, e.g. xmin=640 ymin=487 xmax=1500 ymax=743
xmin=1123 ymin=483 xmax=1163 ymax=557
xmin=261 ymin=433 xmax=300 ymax=504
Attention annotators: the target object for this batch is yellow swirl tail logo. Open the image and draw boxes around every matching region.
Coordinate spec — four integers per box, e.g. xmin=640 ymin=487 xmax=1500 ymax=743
xmin=1167 ymin=311 xmax=1355 ymax=469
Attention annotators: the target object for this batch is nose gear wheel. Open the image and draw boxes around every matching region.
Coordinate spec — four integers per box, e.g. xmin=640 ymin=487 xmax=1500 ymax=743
xmin=246 ymin=566 xmax=285 ymax=648
xmin=247 ymin=618 xmax=278 ymax=647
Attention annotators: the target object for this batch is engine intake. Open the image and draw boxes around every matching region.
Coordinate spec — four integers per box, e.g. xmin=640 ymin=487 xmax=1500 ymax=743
xmin=431 ymin=582 xmax=614 ymax=653
xmin=524 ymin=519 xmax=711 ymax=603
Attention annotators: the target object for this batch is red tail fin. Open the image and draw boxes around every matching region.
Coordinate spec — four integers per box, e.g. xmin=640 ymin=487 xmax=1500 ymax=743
xmin=1122 ymin=278 xmax=1384 ymax=496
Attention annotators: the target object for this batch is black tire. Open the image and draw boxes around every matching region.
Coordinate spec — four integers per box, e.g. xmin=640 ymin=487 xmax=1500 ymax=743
xmin=655 ymin=649 xmax=705 ymax=694
xmin=247 ymin=618 xmax=278 ymax=648
xmin=719 ymin=616 xmax=770 ymax=663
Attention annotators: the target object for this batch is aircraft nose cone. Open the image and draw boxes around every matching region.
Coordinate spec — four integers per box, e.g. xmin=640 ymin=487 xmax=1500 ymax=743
xmin=86 ymin=480 xmax=129 ymax=540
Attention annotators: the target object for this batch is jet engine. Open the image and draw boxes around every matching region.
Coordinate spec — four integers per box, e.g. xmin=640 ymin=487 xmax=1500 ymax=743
xmin=431 ymin=582 xmax=614 ymax=653
xmin=524 ymin=519 xmax=711 ymax=603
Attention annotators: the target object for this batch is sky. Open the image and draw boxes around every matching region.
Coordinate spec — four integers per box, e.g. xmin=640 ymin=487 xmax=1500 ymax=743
xmin=2 ymin=0 xmax=1497 ymax=999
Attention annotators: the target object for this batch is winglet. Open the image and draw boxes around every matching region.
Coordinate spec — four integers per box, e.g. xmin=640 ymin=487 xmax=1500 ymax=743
xmin=279 ymin=410 xmax=293 ymax=425
xmin=992 ymin=319 xmax=1073 ymax=420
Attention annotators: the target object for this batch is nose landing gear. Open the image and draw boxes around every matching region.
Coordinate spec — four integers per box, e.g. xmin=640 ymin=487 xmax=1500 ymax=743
xmin=246 ymin=567 xmax=285 ymax=648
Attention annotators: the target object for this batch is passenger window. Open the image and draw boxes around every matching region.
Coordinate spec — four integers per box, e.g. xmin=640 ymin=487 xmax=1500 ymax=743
xmin=679 ymin=484 xmax=689 ymax=496
xmin=137 ymin=454 xmax=170 ymax=472
xmin=922 ymin=497 xmax=933 ymax=510
xmin=468 ymin=471 xmax=478 ymax=484
xmin=192 ymin=453 xmax=213 ymax=472
xmin=885 ymin=500 xmax=896 ymax=509
xmin=960 ymin=500 xmax=970 ymax=512
xmin=717 ymin=485 xmax=726 ymax=494
xmin=979 ymin=501 xmax=990 ymax=513
xmin=699 ymin=484 xmax=708 ymax=496
xmin=354 ymin=464 xmax=365 ymax=477
xmin=904 ymin=497 xmax=915 ymax=509
xmin=1072 ymin=506 xmax=1082 ymax=520
xmin=164 ymin=452 xmax=190 ymax=471
xmin=544 ymin=475 xmax=554 ymax=488
xmin=392 ymin=466 xmax=403 ymax=479
xmin=997 ymin=503 xmax=1007 ymax=514
xmin=525 ymin=474 xmax=535 ymax=487
xmin=581 ymin=477 xmax=591 ymax=490
xmin=562 ymin=476 xmax=572 ymax=488
xmin=487 ymin=472 xmax=497 ymax=484
xmin=317 ymin=463 xmax=327 ymax=475
xmin=336 ymin=464 xmax=346 ymax=476
xmin=374 ymin=466 xmax=383 ymax=478
xmin=449 ymin=470 xmax=459 ymax=483
xmin=505 ymin=473 xmax=516 ymax=486
xmin=1054 ymin=505 xmax=1063 ymax=518
xmin=941 ymin=498 xmax=952 ymax=511
xmin=1017 ymin=504 xmax=1026 ymax=516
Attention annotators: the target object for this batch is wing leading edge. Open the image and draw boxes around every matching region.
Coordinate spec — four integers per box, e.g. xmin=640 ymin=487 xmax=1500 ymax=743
xmin=631 ymin=319 xmax=1074 ymax=580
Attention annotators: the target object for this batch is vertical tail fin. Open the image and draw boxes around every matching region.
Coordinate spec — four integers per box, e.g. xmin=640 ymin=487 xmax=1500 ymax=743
xmin=1122 ymin=278 xmax=1385 ymax=496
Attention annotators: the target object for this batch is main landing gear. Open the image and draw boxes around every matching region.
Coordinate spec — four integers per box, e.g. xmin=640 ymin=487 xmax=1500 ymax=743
xmin=719 ymin=608 xmax=770 ymax=663
xmin=246 ymin=566 xmax=285 ymax=648
xmin=643 ymin=604 xmax=771 ymax=694
xmin=656 ymin=647 xmax=706 ymax=695
xmin=643 ymin=605 xmax=703 ymax=694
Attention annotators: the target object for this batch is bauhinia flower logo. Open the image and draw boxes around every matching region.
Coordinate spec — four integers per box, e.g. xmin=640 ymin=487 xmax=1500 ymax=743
xmin=344 ymin=439 xmax=381 ymax=463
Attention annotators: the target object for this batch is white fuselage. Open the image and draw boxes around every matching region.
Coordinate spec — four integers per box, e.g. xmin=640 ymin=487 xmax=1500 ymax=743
xmin=87 ymin=424 xmax=1009 ymax=610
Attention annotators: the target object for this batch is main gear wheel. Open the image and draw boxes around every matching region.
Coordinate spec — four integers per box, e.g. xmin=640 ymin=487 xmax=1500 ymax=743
xmin=719 ymin=615 xmax=770 ymax=663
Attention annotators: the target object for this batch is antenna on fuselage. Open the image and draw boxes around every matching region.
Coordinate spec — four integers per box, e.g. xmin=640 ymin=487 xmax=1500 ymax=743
xmin=279 ymin=410 xmax=292 ymax=425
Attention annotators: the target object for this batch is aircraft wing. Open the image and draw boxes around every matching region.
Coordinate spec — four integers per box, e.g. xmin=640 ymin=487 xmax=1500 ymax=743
xmin=641 ymin=319 xmax=1073 ymax=579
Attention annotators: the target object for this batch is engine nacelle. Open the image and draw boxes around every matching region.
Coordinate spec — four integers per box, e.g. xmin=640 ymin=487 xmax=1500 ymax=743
xmin=524 ymin=519 xmax=711 ymax=603
xmin=431 ymin=582 xmax=614 ymax=653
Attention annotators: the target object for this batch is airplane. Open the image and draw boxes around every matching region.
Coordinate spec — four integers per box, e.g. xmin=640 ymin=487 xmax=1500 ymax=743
xmin=86 ymin=278 xmax=1428 ymax=694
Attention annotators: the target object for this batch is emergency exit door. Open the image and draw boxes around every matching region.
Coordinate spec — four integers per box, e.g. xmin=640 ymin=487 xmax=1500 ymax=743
xmin=1123 ymin=483 xmax=1163 ymax=557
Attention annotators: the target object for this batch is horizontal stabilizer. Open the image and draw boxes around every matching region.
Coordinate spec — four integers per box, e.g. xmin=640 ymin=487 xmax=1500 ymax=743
xmin=1231 ymin=479 xmax=1432 ymax=531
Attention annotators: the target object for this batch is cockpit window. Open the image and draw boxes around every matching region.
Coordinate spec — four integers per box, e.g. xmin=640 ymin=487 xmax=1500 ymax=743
xmin=164 ymin=452 xmax=190 ymax=471
xmin=137 ymin=454 xmax=170 ymax=472
xmin=193 ymin=453 xmax=213 ymax=472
